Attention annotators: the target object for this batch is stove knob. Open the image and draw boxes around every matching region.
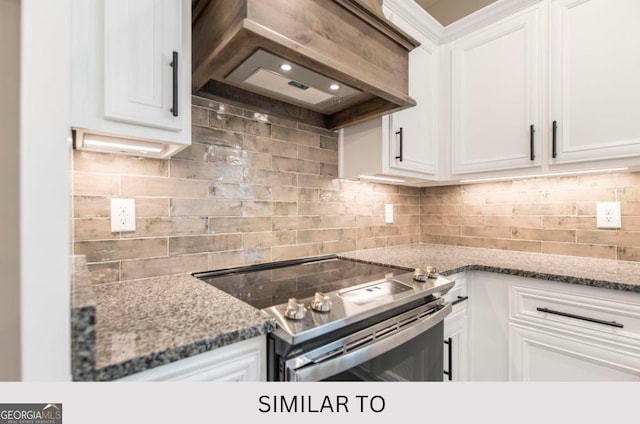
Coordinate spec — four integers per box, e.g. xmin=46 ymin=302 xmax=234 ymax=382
xmin=413 ymin=268 xmax=428 ymax=282
xmin=284 ymin=298 xmax=306 ymax=320
xmin=310 ymin=292 xmax=332 ymax=312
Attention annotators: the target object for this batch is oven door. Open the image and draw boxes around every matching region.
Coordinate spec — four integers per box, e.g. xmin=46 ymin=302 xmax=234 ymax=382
xmin=283 ymin=300 xmax=451 ymax=382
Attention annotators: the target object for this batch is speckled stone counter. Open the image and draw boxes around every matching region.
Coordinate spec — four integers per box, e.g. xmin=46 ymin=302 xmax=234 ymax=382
xmin=71 ymin=255 xmax=97 ymax=381
xmin=92 ymin=274 xmax=275 ymax=381
xmin=339 ymin=243 xmax=640 ymax=293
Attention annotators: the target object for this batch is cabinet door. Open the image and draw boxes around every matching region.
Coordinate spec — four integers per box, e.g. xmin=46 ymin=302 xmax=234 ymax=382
xmin=443 ymin=303 xmax=468 ymax=382
xmin=104 ymin=0 xmax=184 ymax=131
xmin=510 ymin=324 xmax=640 ymax=381
xmin=450 ymin=6 xmax=541 ymax=175
xmin=387 ymin=14 xmax=439 ymax=177
xmin=549 ymin=0 xmax=640 ymax=164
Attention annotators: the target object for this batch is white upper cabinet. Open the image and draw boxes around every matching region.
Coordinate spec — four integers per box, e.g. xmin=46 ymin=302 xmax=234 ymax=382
xmin=339 ymin=0 xmax=441 ymax=184
xmin=450 ymin=4 xmax=543 ymax=175
xmin=549 ymin=0 xmax=640 ymax=165
xmin=71 ymin=0 xmax=191 ymax=158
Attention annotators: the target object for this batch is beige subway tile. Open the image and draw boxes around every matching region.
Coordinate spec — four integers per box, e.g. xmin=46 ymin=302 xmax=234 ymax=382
xmin=461 ymin=204 xmax=512 ymax=216
xmin=209 ymin=111 xmax=271 ymax=136
xmin=422 ymin=225 xmax=460 ymax=236
xmin=618 ymin=246 xmax=640 ymax=262
xmin=319 ymin=239 xmax=357 ymax=255
xmin=208 ymin=250 xmax=249 ymax=269
xmin=319 ymin=136 xmax=338 ymax=151
xmin=272 ymin=243 xmax=320 ymax=261
xmin=74 ymin=172 xmax=120 ymax=196
xmin=440 ymin=235 xmax=485 ymax=248
xmin=484 ymin=191 xmax=514 ymax=204
xmin=462 ymin=181 xmax=512 ymax=193
xmin=488 ymin=239 xmax=541 ymax=253
xmin=122 ymin=176 xmax=210 ymax=198
xmin=272 ymin=216 xmax=321 ymax=231
xmin=421 ymin=215 xmax=443 ymax=225
xmin=621 ymin=216 xmax=640 ymax=231
xmin=578 ymin=172 xmax=640 ymax=188
xmin=121 ymin=254 xmax=209 ymax=280
xmin=192 ymin=125 xmax=243 ymax=146
xmin=272 ymin=156 xmax=320 ymax=174
xmin=512 ymin=176 xmax=577 ymax=191
xmin=395 ymin=215 xmax=420 ymax=226
xmin=170 ymin=159 xmax=244 ymax=183
xmin=356 ymin=238 xmax=387 ymax=250
xmin=356 ymin=216 xmax=384 ymax=227
xmin=619 ymin=231 xmax=640 ymax=247
xmin=298 ymin=201 xmax=346 ymax=216
xmin=422 ymin=204 xmax=462 ymax=216
xmin=542 ymin=242 xmax=617 ymax=260
xmin=298 ymin=188 xmax=319 ymax=202
xmin=75 ymin=238 xmax=167 ymax=262
xmin=192 ymin=96 xmax=244 ymax=115
xmin=73 ymin=196 xmax=110 ymax=218
xmin=440 ymin=215 xmax=482 ymax=226
xmin=170 ymin=198 xmax=242 ymax=217
xmin=244 ymin=168 xmax=297 ymax=186
xmin=543 ymin=188 xmax=616 ymax=203
xmin=421 ymin=234 xmax=442 ymax=244
xmin=242 ymin=200 xmax=274 ymax=217
xmin=620 ymin=201 xmax=640 ymax=216
xmin=243 ymin=231 xmax=296 ymax=249
xmin=513 ymin=203 xmax=575 ymax=216
xmin=74 ymin=218 xmax=113 ymax=241
xmin=320 ymin=163 xmax=339 ymax=177
xmin=192 ymin=106 xmax=209 ymax=126
xmin=397 ymin=224 xmax=421 ymax=236
xmin=271 ymin=186 xmax=298 ymax=202
xmin=575 ymin=202 xmax=597 ymax=216
xmin=209 ymin=217 xmax=271 ymax=234
xmin=462 ymin=226 xmax=511 ymax=238
xmin=73 ymin=151 xmax=168 ymax=177
xmin=386 ymin=234 xmax=417 ymax=247
xmin=169 ymin=234 xmax=242 ymax=255
xmin=576 ymin=230 xmax=619 ymax=245
xmin=274 ymin=202 xmax=297 ymax=216
xmin=512 ymin=227 xmax=575 ymax=243
xmin=171 ymin=143 xmax=211 ymax=162
xmin=513 ymin=191 xmax=543 ymax=204
xmin=210 ymin=182 xmax=271 ymax=200
xmin=298 ymin=145 xmax=338 ymax=164
xmin=395 ymin=205 xmax=421 ymax=216
xmin=271 ymin=125 xmax=319 ymax=147
xmin=243 ymin=134 xmax=297 ymax=158
xmin=297 ymin=174 xmax=337 ymax=189
xmin=243 ymin=110 xmax=298 ymax=128
xmin=244 ymin=151 xmax=272 ymax=170
xmin=371 ymin=225 xmax=399 ymax=237
xmin=121 ymin=217 xmax=208 ymax=238
xmin=340 ymin=227 xmax=360 ymax=241
xmin=543 ymin=216 xmax=597 ymax=230
xmin=297 ymin=229 xmax=341 ymax=244
xmin=87 ymin=261 xmax=120 ymax=284
xmin=298 ymin=123 xmax=338 ymax=138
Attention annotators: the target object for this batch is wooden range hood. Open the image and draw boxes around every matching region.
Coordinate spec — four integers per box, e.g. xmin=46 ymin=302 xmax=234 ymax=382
xmin=192 ymin=0 xmax=419 ymax=130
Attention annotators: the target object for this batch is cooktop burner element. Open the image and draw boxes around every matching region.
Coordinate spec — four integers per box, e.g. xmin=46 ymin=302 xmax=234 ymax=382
xmin=193 ymin=255 xmax=454 ymax=344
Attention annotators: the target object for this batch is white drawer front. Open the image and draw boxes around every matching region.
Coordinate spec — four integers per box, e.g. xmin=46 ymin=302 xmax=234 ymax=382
xmin=510 ymin=284 xmax=640 ymax=345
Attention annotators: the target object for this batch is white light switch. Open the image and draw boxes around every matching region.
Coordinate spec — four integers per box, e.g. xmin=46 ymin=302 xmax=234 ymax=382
xmin=385 ymin=204 xmax=394 ymax=224
xmin=111 ymin=198 xmax=136 ymax=232
xmin=596 ymin=201 xmax=621 ymax=229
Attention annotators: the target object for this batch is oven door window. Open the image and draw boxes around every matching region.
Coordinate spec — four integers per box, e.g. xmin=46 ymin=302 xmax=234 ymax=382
xmin=324 ymin=322 xmax=443 ymax=382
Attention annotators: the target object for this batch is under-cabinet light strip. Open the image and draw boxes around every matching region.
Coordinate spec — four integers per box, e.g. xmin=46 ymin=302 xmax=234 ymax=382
xmin=358 ymin=175 xmax=407 ymax=184
xmin=459 ymin=167 xmax=629 ymax=184
xmin=83 ymin=138 xmax=163 ymax=154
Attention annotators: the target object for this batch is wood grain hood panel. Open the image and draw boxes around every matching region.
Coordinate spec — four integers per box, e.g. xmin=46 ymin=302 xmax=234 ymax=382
xmin=192 ymin=0 xmax=419 ymax=130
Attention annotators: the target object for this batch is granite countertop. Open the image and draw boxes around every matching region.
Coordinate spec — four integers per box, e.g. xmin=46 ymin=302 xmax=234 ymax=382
xmin=92 ymin=273 xmax=275 ymax=381
xmin=339 ymin=243 xmax=640 ymax=293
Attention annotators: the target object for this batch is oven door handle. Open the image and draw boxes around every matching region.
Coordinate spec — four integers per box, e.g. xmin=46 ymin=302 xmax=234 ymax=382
xmin=287 ymin=302 xmax=452 ymax=382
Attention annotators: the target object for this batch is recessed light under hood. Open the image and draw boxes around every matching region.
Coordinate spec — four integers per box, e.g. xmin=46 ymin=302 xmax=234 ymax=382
xmin=192 ymin=0 xmax=420 ymax=130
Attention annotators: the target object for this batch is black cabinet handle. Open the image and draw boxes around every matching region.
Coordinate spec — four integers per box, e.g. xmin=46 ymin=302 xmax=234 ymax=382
xmin=530 ymin=124 xmax=535 ymax=161
xmin=552 ymin=120 xmax=557 ymax=158
xmin=443 ymin=337 xmax=453 ymax=381
xmin=170 ymin=51 xmax=178 ymax=117
xmin=452 ymin=296 xmax=469 ymax=306
xmin=536 ymin=307 xmax=623 ymax=328
xmin=395 ymin=127 xmax=403 ymax=162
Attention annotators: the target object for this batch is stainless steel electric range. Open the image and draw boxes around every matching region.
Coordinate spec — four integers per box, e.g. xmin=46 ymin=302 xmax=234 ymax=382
xmin=194 ymin=255 xmax=454 ymax=382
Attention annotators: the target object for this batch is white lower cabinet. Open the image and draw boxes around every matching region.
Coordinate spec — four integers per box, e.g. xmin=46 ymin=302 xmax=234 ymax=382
xmin=446 ymin=271 xmax=640 ymax=382
xmin=118 ymin=336 xmax=266 ymax=381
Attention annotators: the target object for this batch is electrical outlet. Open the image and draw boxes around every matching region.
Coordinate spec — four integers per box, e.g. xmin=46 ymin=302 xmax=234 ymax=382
xmin=385 ymin=204 xmax=394 ymax=224
xmin=596 ymin=201 xmax=621 ymax=229
xmin=111 ymin=198 xmax=136 ymax=232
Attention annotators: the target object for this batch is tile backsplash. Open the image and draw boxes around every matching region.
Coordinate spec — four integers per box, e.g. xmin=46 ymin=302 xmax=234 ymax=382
xmin=421 ymin=173 xmax=640 ymax=261
xmin=73 ymin=97 xmax=421 ymax=283
xmin=72 ymin=97 xmax=640 ymax=284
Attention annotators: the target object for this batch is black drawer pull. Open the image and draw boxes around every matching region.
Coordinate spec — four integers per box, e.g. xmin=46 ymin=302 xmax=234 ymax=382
xmin=443 ymin=337 xmax=452 ymax=381
xmin=395 ymin=127 xmax=403 ymax=162
xmin=552 ymin=120 xmax=557 ymax=158
xmin=452 ymin=296 xmax=469 ymax=306
xmin=536 ymin=307 xmax=623 ymax=328
xmin=170 ymin=51 xmax=178 ymax=117
xmin=530 ymin=124 xmax=535 ymax=161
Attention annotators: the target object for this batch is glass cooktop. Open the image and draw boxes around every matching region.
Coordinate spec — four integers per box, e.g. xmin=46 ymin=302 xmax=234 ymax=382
xmin=193 ymin=256 xmax=409 ymax=310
